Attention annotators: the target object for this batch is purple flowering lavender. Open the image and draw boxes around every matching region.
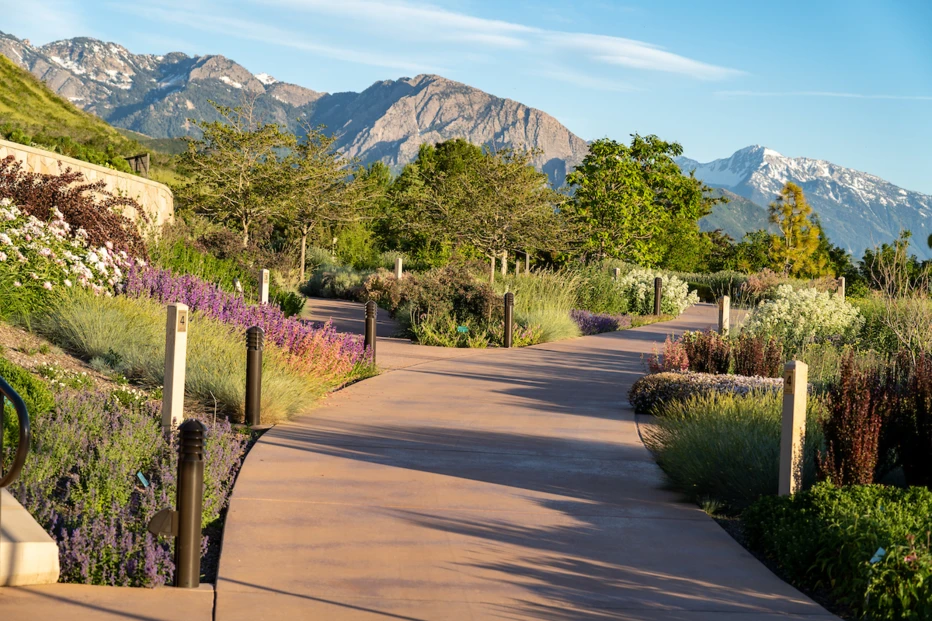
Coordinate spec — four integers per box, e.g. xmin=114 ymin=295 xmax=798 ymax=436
xmin=571 ymin=309 xmax=632 ymax=335
xmin=124 ymin=265 xmax=369 ymax=378
xmin=8 ymin=389 xmax=248 ymax=587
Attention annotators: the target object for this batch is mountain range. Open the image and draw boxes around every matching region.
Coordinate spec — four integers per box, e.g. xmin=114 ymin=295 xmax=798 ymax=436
xmin=677 ymin=146 xmax=932 ymax=260
xmin=2 ymin=30 xmax=930 ymax=259
xmin=0 ymin=31 xmax=586 ymax=183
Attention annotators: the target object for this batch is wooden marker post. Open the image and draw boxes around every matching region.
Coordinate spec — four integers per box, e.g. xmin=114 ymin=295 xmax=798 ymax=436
xmin=162 ymin=303 xmax=189 ymax=430
xmin=837 ymin=276 xmax=845 ymax=300
xmin=718 ymin=295 xmax=730 ymax=335
xmin=525 ymin=251 xmax=529 ymax=274
xmin=779 ymin=360 xmax=808 ymax=496
xmin=258 ymin=269 xmax=270 ymax=304
xmin=394 ymin=257 xmax=403 ymax=280
xmin=613 ymin=267 xmax=621 ymax=281
xmin=501 ymin=250 xmax=507 ymax=276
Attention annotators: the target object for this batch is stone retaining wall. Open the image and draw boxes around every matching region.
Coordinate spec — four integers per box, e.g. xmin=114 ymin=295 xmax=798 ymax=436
xmin=0 ymin=138 xmax=174 ymax=229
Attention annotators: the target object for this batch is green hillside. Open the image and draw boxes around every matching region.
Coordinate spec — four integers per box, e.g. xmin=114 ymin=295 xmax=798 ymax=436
xmin=699 ymin=188 xmax=774 ymax=240
xmin=0 ymin=54 xmax=175 ymax=179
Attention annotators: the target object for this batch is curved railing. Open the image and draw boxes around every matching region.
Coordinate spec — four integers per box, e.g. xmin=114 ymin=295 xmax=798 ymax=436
xmin=0 ymin=375 xmax=30 ymax=489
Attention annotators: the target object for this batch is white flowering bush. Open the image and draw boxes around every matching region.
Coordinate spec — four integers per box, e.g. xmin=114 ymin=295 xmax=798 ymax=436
xmin=0 ymin=199 xmax=139 ymax=319
xmin=617 ymin=268 xmax=698 ymax=316
xmin=742 ymin=284 xmax=863 ymax=354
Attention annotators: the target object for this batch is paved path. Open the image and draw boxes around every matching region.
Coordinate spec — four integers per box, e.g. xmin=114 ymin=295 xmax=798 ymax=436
xmin=215 ymin=303 xmax=836 ymax=620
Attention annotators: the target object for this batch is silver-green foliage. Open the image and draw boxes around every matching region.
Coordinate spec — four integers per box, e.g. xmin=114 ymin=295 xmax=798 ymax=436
xmin=497 ymin=270 xmax=581 ymax=342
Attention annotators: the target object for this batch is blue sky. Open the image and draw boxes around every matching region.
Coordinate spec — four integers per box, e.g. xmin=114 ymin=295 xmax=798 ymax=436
xmin=4 ymin=0 xmax=932 ymax=193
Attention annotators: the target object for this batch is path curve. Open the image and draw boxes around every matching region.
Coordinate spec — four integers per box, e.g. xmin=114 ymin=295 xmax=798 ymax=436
xmin=215 ymin=303 xmax=836 ymax=620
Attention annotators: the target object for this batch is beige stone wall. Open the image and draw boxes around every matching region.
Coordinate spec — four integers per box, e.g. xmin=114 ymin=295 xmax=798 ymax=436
xmin=0 ymin=138 xmax=174 ymax=230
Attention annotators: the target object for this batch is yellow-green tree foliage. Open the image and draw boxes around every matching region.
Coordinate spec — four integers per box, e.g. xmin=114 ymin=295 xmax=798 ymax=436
xmin=769 ymin=182 xmax=830 ymax=277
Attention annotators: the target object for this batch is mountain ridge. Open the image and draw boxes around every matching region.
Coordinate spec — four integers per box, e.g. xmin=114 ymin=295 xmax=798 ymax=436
xmin=0 ymin=32 xmax=588 ymax=183
xmin=678 ymin=146 xmax=932 ymax=259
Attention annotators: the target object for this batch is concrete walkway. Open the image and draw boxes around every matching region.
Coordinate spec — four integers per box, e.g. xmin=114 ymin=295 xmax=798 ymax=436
xmin=215 ymin=303 xmax=836 ymax=620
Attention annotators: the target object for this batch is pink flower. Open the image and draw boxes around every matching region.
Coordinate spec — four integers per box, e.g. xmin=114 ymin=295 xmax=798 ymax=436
xmin=43 ymin=281 xmax=53 ymax=290
xmin=13 ymin=281 xmax=21 ymax=287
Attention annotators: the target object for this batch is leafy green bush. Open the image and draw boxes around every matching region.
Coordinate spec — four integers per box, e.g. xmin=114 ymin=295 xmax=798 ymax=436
xmin=269 ymin=289 xmax=305 ymax=318
xmin=149 ymin=237 xmax=253 ymax=294
xmin=573 ymin=265 xmax=630 ymax=314
xmin=744 ymin=483 xmax=932 ymax=619
xmin=643 ymin=391 xmax=823 ymax=512
xmin=40 ymin=291 xmax=318 ymax=423
xmin=0 ymin=355 xmax=55 ymax=417
xmin=674 ymin=270 xmax=748 ymax=301
xmin=628 ymin=371 xmax=783 ymax=415
xmin=743 ymin=285 xmax=863 ymax=355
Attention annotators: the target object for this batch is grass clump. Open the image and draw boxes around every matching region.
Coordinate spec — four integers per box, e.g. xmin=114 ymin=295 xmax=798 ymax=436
xmin=643 ymin=391 xmax=823 ymax=513
xmin=39 ymin=290 xmax=317 ymax=423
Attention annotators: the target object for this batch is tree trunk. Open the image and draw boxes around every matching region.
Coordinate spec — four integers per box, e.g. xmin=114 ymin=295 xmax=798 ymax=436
xmin=490 ymin=255 xmax=496 ymax=284
xmin=300 ymin=231 xmax=308 ymax=282
xmin=242 ymin=219 xmax=250 ymax=248
xmin=501 ymin=250 xmax=507 ymax=276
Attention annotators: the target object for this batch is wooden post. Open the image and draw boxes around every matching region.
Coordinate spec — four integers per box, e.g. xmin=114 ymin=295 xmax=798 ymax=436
xmin=501 ymin=250 xmax=507 ymax=276
xmin=516 ymin=260 xmax=521 ymax=276
xmin=258 ymin=269 xmax=270 ymax=304
xmin=837 ymin=276 xmax=845 ymax=299
xmin=779 ymin=360 xmax=808 ymax=496
xmin=162 ymin=303 xmax=189 ymax=430
xmin=718 ymin=295 xmax=730 ymax=335
xmin=613 ymin=267 xmax=621 ymax=281
xmin=394 ymin=257 xmax=403 ymax=280
xmin=525 ymin=251 xmax=529 ymax=274
xmin=490 ymin=255 xmax=496 ymax=283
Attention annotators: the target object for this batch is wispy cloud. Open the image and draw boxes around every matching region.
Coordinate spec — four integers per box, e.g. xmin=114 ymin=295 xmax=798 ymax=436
xmin=0 ymin=0 xmax=91 ymax=45
xmin=536 ymin=69 xmax=640 ymax=93
xmin=259 ymin=0 xmax=742 ymax=80
xmin=108 ymin=2 xmax=442 ymax=74
xmin=717 ymin=90 xmax=932 ymax=101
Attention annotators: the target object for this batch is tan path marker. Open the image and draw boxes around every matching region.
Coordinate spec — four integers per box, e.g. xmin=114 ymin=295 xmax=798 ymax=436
xmin=718 ymin=295 xmax=730 ymax=334
xmin=258 ymin=269 xmax=270 ymax=304
xmin=162 ymin=303 xmax=188 ymax=430
xmin=779 ymin=360 xmax=808 ymax=496
xmin=394 ymin=256 xmax=403 ymax=280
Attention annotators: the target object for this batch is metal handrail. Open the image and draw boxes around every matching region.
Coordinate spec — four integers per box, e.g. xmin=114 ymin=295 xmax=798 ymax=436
xmin=0 ymin=375 xmax=31 ymax=489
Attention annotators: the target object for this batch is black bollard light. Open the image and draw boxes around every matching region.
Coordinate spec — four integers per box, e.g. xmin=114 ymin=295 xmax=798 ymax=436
xmin=504 ymin=292 xmax=515 ymax=348
xmin=653 ymin=277 xmax=663 ymax=316
xmin=364 ymin=301 xmax=377 ymax=363
xmin=245 ymin=326 xmax=264 ymax=427
xmin=175 ymin=419 xmax=205 ymax=588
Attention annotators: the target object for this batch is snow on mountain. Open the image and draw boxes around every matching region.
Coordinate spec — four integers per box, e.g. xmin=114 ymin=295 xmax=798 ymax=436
xmin=677 ymin=146 xmax=932 ymax=259
xmin=255 ymin=72 xmax=277 ymax=85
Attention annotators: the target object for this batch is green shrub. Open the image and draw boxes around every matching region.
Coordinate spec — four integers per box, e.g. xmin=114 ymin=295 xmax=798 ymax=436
xmin=269 ymin=289 xmax=306 ymax=318
xmin=687 ymin=282 xmax=716 ymax=303
xmin=0 ymin=355 xmax=55 ymax=417
xmin=744 ymin=483 xmax=932 ymax=619
xmin=643 ymin=391 xmax=823 ymax=512
xmin=39 ymin=291 xmax=318 ymax=423
xmin=573 ymin=265 xmax=630 ymax=314
xmin=617 ymin=268 xmax=698 ymax=316
xmin=149 ymin=237 xmax=254 ymax=294
xmin=674 ymin=270 xmax=748 ymax=301
xmin=628 ymin=371 xmax=783 ymax=415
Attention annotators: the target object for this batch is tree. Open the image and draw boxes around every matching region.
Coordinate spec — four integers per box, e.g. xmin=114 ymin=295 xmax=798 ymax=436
xmin=768 ymin=182 xmax=828 ymax=277
xmin=176 ymin=99 xmax=295 ymax=247
xmin=734 ymin=229 xmax=773 ymax=273
xmin=394 ymin=141 xmax=563 ymax=281
xmin=281 ymin=126 xmax=382 ymax=280
xmin=564 ymin=135 xmax=721 ymax=265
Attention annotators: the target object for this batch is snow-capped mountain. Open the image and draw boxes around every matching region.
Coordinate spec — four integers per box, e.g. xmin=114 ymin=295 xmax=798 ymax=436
xmin=678 ymin=146 xmax=932 ymax=259
xmin=0 ymin=31 xmax=588 ymax=183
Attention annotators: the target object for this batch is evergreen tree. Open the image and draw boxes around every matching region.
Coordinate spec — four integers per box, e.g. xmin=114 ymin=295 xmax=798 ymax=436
xmin=768 ymin=182 xmax=828 ymax=276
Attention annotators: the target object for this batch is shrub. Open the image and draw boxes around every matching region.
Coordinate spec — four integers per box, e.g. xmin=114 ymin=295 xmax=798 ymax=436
xmin=674 ymin=270 xmax=748 ymax=301
xmin=647 ymin=335 xmax=690 ymax=373
xmin=0 ymin=200 xmax=136 ymax=322
xmin=269 ymin=289 xmax=305 ymax=318
xmin=0 ymin=156 xmax=146 ymax=256
xmin=681 ymin=330 xmax=731 ymax=374
xmin=732 ymin=333 xmax=784 ymax=378
xmin=7 ymin=386 xmax=248 ymax=587
xmin=643 ymin=391 xmax=823 ymax=512
xmin=570 ymin=310 xmax=631 ymax=335
xmin=886 ymin=353 xmax=932 ymax=488
xmin=617 ymin=268 xmax=698 ymax=316
xmin=819 ymin=352 xmax=886 ymax=485
xmin=744 ymin=483 xmax=932 ymax=619
xmin=742 ymin=284 xmax=863 ymax=355
xmin=628 ymin=371 xmax=783 ymax=415
xmin=149 ymin=236 xmax=253 ymax=295
xmin=303 ymin=264 xmax=371 ymax=300
xmin=0 ymin=354 xmax=55 ymax=416
xmin=573 ymin=265 xmax=630 ymax=315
